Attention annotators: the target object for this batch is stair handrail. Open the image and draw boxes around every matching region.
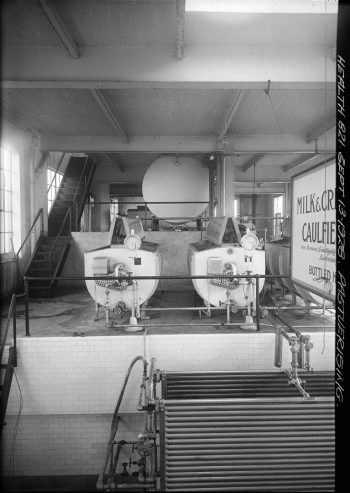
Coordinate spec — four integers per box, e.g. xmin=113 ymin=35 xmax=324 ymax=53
xmin=72 ymin=157 xmax=89 ymax=205
xmin=16 ymin=208 xmax=44 ymax=259
xmin=71 ymin=157 xmax=91 ymax=230
xmin=48 ymin=206 xmax=72 ymax=268
xmin=74 ymin=159 xmax=97 ymax=230
xmin=0 ymin=294 xmax=18 ymax=367
xmin=47 ymin=153 xmax=66 ymax=195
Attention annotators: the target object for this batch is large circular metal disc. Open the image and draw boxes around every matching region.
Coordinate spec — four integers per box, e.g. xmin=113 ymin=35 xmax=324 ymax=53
xmin=142 ymin=156 xmax=209 ymax=223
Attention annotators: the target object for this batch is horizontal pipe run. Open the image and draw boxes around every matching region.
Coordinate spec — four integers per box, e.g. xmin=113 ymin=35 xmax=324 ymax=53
xmin=111 ymin=323 xmax=253 ymax=328
xmin=288 ymin=325 xmax=334 ymax=329
xmin=142 ymin=306 xmax=235 ymax=312
xmin=263 ymin=305 xmax=329 ymax=311
xmin=23 ymin=274 xmax=289 ymax=281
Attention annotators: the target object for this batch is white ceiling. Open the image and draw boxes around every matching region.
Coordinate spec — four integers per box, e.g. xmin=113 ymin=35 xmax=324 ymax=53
xmin=1 ymin=0 xmax=337 ymax=191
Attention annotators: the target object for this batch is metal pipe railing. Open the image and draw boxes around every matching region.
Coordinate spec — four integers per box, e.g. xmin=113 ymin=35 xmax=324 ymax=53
xmin=0 ymin=294 xmax=17 ymax=366
xmin=47 ymin=153 xmax=65 ymax=194
xmin=23 ymin=273 xmax=289 ymax=281
xmin=22 ymin=272 xmax=333 ymax=337
xmin=48 ymin=207 xmax=72 ymax=268
xmin=16 ymin=208 xmax=44 ymax=258
xmin=72 ymin=157 xmax=89 ymax=230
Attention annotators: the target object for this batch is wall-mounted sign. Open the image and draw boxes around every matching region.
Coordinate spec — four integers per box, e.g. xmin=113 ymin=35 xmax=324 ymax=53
xmin=291 ymin=161 xmax=336 ymax=302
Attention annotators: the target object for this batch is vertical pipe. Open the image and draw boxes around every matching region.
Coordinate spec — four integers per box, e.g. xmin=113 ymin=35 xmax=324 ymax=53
xmin=297 ymin=339 xmax=305 ymax=369
xmin=13 ymin=296 xmax=17 ymax=367
xmin=274 ymin=329 xmax=282 ymax=368
xmin=159 ymin=407 xmax=166 ymax=492
xmin=208 ymin=160 xmax=215 ymax=217
xmin=24 ymin=278 xmax=30 ymax=337
xmin=75 ymin=202 xmax=78 ymax=231
xmin=252 ymin=194 xmax=257 ymax=229
xmin=255 ymin=275 xmax=260 ymax=330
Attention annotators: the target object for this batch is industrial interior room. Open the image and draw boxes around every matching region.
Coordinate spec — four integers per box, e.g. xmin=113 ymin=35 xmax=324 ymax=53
xmin=0 ymin=0 xmax=340 ymax=492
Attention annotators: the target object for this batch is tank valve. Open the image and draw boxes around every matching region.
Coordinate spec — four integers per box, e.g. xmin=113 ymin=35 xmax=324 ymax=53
xmin=121 ymin=462 xmax=129 ymax=477
xmin=260 ymin=307 xmax=268 ymax=318
xmin=113 ymin=301 xmax=127 ymax=316
xmin=230 ymin=304 xmax=238 ymax=314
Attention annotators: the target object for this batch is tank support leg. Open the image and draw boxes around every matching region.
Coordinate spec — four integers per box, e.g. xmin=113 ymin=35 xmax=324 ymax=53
xmin=140 ymin=301 xmax=150 ymax=320
xmin=95 ymin=302 xmax=100 ymax=321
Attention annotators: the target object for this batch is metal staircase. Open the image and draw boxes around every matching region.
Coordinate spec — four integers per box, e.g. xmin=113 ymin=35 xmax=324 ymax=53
xmin=25 ymin=156 xmax=96 ymax=297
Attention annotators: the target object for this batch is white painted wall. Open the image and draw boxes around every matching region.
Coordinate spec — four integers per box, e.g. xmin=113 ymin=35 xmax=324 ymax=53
xmin=5 ymin=332 xmax=334 ymax=416
xmin=2 ymin=331 xmax=335 ymax=476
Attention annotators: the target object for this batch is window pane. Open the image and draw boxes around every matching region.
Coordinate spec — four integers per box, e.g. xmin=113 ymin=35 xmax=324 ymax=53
xmin=4 ymin=233 xmax=13 ymax=252
xmin=3 ymin=149 xmax=11 ymax=170
xmin=4 ymin=169 xmax=12 ymax=191
xmin=5 ymin=211 xmax=12 ymax=231
xmin=4 ymin=190 xmax=12 ymax=211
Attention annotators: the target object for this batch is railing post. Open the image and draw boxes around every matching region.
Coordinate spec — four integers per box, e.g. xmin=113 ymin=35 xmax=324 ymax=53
xmin=13 ymin=295 xmax=17 ymax=366
xmin=274 ymin=327 xmax=283 ymax=368
xmin=24 ymin=277 xmax=30 ymax=337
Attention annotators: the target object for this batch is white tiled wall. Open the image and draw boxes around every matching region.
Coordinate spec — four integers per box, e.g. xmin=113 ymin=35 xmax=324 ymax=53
xmin=2 ymin=331 xmax=335 ymax=476
xmin=6 ymin=332 xmax=335 ymax=415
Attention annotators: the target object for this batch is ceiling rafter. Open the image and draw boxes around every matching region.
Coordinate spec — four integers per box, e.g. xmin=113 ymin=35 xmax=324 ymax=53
xmin=306 ymin=117 xmax=336 ymax=143
xmin=283 ymin=154 xmax=334 ymax=172
xmin=91 ymin=89 xmax=128 ymax=143
xmin=103 ymin=153 xmax=125 ymax=174
xmin=218 ymin=90 xmax=246 ymax=142
xmin=37 ymin=0 xmax=80 ymax=59
xmin=175 ymin=0 xmax=186 ymax=60
xmin=241 ymin=154 xmax=266 ymax=173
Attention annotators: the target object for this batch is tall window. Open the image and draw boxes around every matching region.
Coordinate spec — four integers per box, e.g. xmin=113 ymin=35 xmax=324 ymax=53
xmin=47 ymin=168 xmax=63 ymax=211
xmin=110 ymin=197 xmax=119 ymax=222
xmin=0 ymin=147 xmax=20 ymax=254
xmin=273 ymin=195 xmax=284 ymax=237
xmin=234 ymin=198 xmax=240 ymax=219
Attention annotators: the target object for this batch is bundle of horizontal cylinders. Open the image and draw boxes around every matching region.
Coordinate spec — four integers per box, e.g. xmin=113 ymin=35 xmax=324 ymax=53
xmin=158 ymin=371 xmax=335 ymax=492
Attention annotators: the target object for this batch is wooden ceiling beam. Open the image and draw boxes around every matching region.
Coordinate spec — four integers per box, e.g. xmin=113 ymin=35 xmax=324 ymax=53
xmin=2 ymin=81 xmax=336 ymax=90
xmin=218 ymin=90 xmax=246 ymax=142
xmin=102 ymin=153 xmax=125 ymax=173
xmin=241 ymin=154 xmax=266 ymax=173
xmin=283 ymin=154 xmax=334 ymax=172
xmin=41 ymin=134 xmax=336 ymax=153
xmin=306 ymin=117 xmax=336 ymax=143
xmin=37 ymin=0 xmax=80 ymax=59
xmin=91 ymin=89 xmax=128 ymax=143
xmin=175 ymin=0 xmax=186 ymax=60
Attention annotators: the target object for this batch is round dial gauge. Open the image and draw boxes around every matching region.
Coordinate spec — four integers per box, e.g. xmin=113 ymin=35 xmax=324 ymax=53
xmin=241 ymin=232 xmax=259 ymax=251
xmin=124 ymin=233 xmax=141 ymax=251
